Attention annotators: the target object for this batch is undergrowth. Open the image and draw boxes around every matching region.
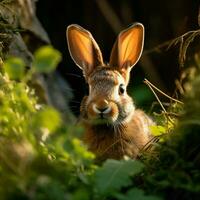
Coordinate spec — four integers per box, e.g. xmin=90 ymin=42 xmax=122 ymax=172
xmin=0 ymin=43 xmax=199 ymax=200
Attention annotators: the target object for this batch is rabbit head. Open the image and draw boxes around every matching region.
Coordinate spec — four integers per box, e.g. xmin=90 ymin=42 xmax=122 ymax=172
xmin=66 ymin=23 xmax=144 ymax=125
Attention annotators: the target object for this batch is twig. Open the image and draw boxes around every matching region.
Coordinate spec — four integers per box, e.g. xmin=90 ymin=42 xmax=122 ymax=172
xmin=165 ymin=112 xmax=181 ymax=118
xmin=144 ymin=79 xmax=167 ymax=113
xmin=144 ymin=78 xmax=184 ymax=104
xmin=143 ymin=38 xmax=176 ymax=55
xmin=144 ymin=29 xmax=200 ymax=55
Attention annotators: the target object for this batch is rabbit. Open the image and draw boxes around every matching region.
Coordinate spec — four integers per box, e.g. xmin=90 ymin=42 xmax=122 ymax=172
xmin=66 ymin=23 xmax=154 ymax=161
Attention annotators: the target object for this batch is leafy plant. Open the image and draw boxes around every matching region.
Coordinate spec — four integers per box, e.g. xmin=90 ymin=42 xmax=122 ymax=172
xmin=0 ymin=46 xmax=94 ymax=199
xmin=1 ymin=44 xmax=199 ymax=200
xmin=0 ymin=46 xmax=163 ymax=200
xmin=94 ymin=159 xmax=144 ymax=195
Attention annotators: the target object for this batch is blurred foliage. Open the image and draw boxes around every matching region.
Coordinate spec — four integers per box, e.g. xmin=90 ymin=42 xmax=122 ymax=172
xmin=3 ymin=58 xmax=25 ymax=80
xmin=33 ymin=46 xmax=62 ymax=73
xmin=0 ymin=46 xmax=163 ymax=200
xmin=0 ymin=43 xmax=200 ymax=199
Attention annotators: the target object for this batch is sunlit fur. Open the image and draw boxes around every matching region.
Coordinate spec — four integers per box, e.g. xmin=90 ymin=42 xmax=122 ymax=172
xmin=67 ymin=23 xmax=153 ymax=161
xmin=80 ymin=66 xmax=153 ymax=161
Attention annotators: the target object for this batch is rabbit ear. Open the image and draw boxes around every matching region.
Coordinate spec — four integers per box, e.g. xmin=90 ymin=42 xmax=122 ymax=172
xmin=109 ymin=23 xmax=144 ymax=72
xmin=66 ymin=24 xmax=104 ymax=77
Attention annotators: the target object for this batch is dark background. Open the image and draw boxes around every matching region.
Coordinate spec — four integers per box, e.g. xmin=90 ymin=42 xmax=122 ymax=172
xmin=36 ymin=0 xmax=199 ymax=114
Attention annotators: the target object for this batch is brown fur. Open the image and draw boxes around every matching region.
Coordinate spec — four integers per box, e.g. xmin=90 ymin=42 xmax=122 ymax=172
xmin=66 ymin=23 xmax=153 ymax=161
xmin=81 ymin=109 xmax=152 ymax=161
xmin=78 ymin=67 xmax=153 ymax=161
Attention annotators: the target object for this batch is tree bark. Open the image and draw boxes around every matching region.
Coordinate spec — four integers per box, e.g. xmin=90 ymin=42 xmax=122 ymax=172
xmin=0 ymin=0 xmax=74 ymax=122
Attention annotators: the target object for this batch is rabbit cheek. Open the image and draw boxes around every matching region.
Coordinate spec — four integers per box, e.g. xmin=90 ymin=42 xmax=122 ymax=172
xmin=87 ymin=104 xmax=99 ymax=120
xmin=118 ymin=96 xmax=135 ymax=120
xmin=107 ymin=102 xmax=119 ymax=122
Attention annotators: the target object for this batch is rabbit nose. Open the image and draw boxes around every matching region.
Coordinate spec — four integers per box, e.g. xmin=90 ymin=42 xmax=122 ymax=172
xmin=93 ymin=104 xmax=111 ymax=114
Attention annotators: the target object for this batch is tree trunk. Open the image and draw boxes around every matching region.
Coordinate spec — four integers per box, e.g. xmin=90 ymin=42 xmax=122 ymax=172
xmin=0 ymin=0 xmax=74 ymax=122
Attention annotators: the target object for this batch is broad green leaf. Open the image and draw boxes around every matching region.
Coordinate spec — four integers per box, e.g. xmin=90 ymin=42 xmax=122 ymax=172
xmin=116 ymin=188 xmax=162 ymax=200
xmin=94 ymin=159 xmax=144 ymax=195
xmin=33 ymin=46 xmax=62 ymax=73
xmin=33 ymin=107 xmax=61 ymax=132
xmin=3 ymin=57 xmax=25 ymax=80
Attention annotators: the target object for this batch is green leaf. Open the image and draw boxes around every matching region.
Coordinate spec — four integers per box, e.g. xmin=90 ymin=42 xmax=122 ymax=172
xmin=150 ymin=125 xmax=166 ymax=136
xmin=33 ymin=107 xmax=61 ymax=132
xmin=3 ymin=57 xmax=25 ymax=80
xmin=33 ymin=46 xmax=62 ymax=73
xmin=94 ymin=159 xmax=144 ymax=195
xmin=72 ymin=138 xmax=95 ymax=159
xmin=115 ymin=188 xmax=162 ymax=200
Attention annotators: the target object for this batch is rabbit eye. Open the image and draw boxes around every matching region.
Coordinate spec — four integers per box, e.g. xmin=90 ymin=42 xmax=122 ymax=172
xmin=119 ymin=84 xmax=125 ymax=95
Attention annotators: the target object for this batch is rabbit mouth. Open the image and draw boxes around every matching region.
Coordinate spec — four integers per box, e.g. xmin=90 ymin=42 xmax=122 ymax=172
xmin=90 ymin=114 xmax=118 ymax=125
xmin=99 ymin=113 xmax=106 ymax=119
xmin=86 ymin=101 xmax=119 ymax=124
